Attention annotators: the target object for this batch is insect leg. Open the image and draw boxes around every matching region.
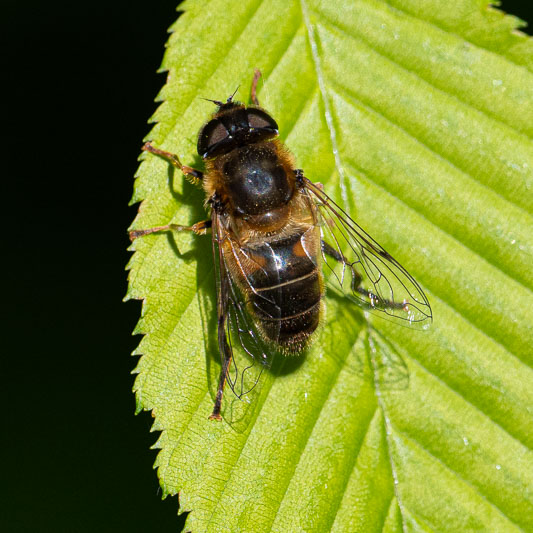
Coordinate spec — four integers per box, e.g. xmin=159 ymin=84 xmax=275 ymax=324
xmin=209 ymin=312 xmax=233 ymax=421
xmin=321 ymin=240 xmax=407 ymax=311
xmin=251 ymin=68 xmax=262 ymax=106
xmin=322 ymin=239 xmax=363 ymax=291
xmin=129 ymin=220 xmax=211 ymax=240
xmin=322 ymin=240 xmax=349 ymax=264
xmin=209 ymin=223 xmax=233 ymax=421
xmin=142 ymin=142 xmax=204 ymax=182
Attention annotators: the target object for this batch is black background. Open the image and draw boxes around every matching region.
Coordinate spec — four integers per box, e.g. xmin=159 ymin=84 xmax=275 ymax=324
xmin=2 ymin=1 xmax=531 ymax=532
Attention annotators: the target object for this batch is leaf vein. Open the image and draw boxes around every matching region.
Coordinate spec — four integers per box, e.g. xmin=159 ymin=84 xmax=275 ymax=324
xmin=342 ymin=162 xmax=533 ymax=363
xmin=401 ymin=340 xmax=532 ymax=452
xmin=300 ymin=0 xmax=348 ymax=205
xmin=324 ymin=406 xmax=380 ymax=532
xmin=328 ymin=78 xmax=533 ymax=226
xmin=368 ymin=330 xmax=408 ymax=532
xmin=377 ymin=0 xmax=532 ymax=74
xmin=393 ymin=426 xmax=527 ymax=531
xmin=314 ymin=10 xmax=532 ymax=139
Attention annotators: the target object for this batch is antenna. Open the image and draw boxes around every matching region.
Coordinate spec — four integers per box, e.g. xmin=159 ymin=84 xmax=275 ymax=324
xmin=200 ymin=84 xmax=240 ymax=107
xmin=200 ymin=97 xmax=224 ymax=106
xmin=227 ymin=85 xmax=240 ymax=103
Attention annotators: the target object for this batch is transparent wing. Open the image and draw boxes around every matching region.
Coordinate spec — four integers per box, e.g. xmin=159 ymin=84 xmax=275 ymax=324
xmin=212 ymin=214 xmax=273 ymax=407
xmin=303 ymin=178 xmax=432 ymax=328
xmin=224 ymin=276 xmax=271 ymax=401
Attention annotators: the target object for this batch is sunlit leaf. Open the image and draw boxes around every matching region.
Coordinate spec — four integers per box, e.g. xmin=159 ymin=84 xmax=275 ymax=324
xmin=127 ymin=0 xmax=533 ymax=531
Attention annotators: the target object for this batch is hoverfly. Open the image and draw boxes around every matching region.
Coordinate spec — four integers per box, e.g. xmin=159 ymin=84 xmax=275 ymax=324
xmin=130 ymin=70 xmax=432 ymax=420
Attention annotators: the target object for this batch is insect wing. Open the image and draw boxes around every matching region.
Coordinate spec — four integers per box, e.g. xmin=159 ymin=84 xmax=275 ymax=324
xmin=211 ymin=214 xmax=274 ymax=423
xmin=303 ymin=179 xmax=432 ymax=327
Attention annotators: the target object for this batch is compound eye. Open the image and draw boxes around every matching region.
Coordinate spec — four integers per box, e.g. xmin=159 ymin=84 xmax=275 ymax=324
xmin=197 ymin=119 xmax=229 ymax=158
xmin=246 ymin=108 xmax=278 ymax=132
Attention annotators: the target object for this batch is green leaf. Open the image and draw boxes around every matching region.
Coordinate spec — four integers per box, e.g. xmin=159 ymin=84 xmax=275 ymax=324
xmin=126 ymin=0 xmax=533 ymax=531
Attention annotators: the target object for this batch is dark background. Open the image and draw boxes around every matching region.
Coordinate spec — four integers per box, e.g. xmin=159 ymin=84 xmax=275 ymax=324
xmin=2 ymin=1 xmax=531 ymax=532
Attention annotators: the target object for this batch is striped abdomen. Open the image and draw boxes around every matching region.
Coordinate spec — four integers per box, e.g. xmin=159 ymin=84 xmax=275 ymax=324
xmin=242 ymin=226 xmax=324 ymax=352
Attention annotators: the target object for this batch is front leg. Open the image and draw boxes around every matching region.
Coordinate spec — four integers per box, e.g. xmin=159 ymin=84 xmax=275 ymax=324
xmin=142 ymin=142 xmax=204 ymax=183
xmin=129 ymin=219 xmax=211 ymax=241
